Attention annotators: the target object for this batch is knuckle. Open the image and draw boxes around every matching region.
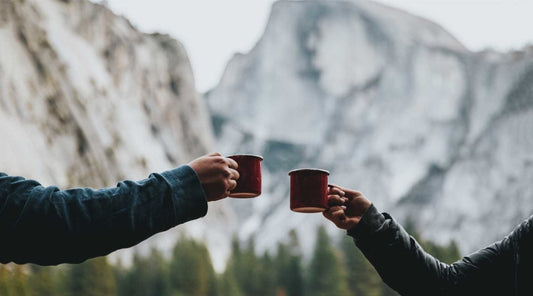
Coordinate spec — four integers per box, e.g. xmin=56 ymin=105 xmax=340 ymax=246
xmin=213 ymin=156 xmax=225 ymax=165
xmin=223 ymin=168 xmax=231 ymax=177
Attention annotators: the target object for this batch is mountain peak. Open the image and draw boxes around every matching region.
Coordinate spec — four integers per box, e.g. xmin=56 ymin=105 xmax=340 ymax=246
xmin=207 ymin=0 xmax=533 ymax=257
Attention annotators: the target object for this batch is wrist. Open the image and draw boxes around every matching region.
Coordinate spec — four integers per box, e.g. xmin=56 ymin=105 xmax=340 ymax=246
xmin=347 ymin=204 xmax=385 ymax=238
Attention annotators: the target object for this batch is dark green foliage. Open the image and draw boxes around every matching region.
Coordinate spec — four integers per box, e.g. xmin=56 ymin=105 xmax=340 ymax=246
xmin=218 ymin=265 xmax=243 ymax=296
xmin=225 ymin=230 xmax=306 ymax=296
xmin=307 ymin=226 xmax=350 ymax=296
xmin=11 ymin=265 xmax=29 ymax=296
xmin=0 ymin=265 xmax=10 ymax=296
xmin=341 ymin=236 xmax=384 ymax=296
xmin=66 ymin=257 xmax=117 ymax=296
xmin=28 ymin=264 xmax=57 ymax=296
xmin=404 ymin=217 xmax=461 ymax=264
xmin=421 ymin=240 xmax=461 ymax=265
xmin=226 ymin=237 xmax=267 ymax=296
xmin=258 ymin=252 xmax=278 ymax=296
xmin=168 ymin=235 xmax=218 ymax=296
xmin=117 ymin=248 xmax=170 ymax=296
xmin=0 ymin=264 xmax=29 ymax=296
xmin=276 ymin=230 xmax=304 ymax=296
xmin=0 ymin=225 xmax=462 ymax=296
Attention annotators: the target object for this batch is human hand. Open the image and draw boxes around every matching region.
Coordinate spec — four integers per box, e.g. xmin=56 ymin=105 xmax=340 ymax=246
xmin=322 ymin=185 xmax=372 ymax=230
xmin=188 ymin=152 xmax=240 ymax=202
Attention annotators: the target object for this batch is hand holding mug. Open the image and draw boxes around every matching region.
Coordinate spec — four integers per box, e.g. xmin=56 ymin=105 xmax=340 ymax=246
xmin=188 ymin=152 xmax=240 ymax=201
xmin=322 ymin=185 xmax=372 ymax=230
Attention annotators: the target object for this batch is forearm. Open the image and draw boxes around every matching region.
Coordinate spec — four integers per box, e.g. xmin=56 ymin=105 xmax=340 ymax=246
xmin=347 ymin=205 xmax=463 ymax=295
xmin=0 ymin=165 xmax=207 ymax=265
xmin=347 ymin=205 xmax=517 ymax=295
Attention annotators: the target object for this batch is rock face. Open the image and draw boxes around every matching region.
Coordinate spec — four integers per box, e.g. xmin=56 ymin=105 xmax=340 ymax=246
xmin=0 ymin=0 xmax=212 ymax=184
xmin=0 ymin=0 xmax=234 ymax=269
xmin=206 ymin=0 xmax=533 ymax=255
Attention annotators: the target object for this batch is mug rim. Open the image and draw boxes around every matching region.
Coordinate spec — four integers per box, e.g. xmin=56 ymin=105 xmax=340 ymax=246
xmin=288 ymin=168 xmax=330 ymax=175
xmin=227 ymin=154 xmax=263 ymax=160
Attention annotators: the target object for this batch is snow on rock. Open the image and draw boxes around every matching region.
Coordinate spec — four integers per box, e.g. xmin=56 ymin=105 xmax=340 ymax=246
xmin=207 ymin=0 xmax=533 ymax=257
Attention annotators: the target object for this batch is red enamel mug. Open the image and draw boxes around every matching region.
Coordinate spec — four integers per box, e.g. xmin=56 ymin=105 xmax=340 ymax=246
xmin=289 ymin=168 xmax=330 ymax=213
xmin=228 ymin=154 xmax=263 ymax=198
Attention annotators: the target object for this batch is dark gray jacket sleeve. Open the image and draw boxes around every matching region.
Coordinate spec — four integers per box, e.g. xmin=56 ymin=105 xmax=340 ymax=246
xmin=347 ymin=205 xmax=519 ymax=296
xmin=0 ymin=165 xmax=207 ymax=265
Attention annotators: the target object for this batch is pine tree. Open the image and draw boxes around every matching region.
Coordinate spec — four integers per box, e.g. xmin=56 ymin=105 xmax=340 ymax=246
xmin=218 ymin=266 xmax=243 ymax=296
xmin=445 ymin=241 xmax=461 ymax=263
xmin=221 ymin=236 xmax=244 ymax=296
xmin=11 ymin=264 xmax=29 ymax=296
xmin=404 ymin=216 xmax=461 ymax=264
xmin=66 ymin=256 xmax=117 ymax=296
xmin=0 ymin=264 xmax=12 ymax=296
xmin=225 ymin=235 xmax=283 ymax=296
xmin=307 ymin=226 xmax=349 ymax=296
xmin=259 ymin=252 xmax=278 ymax=296
xmin=340 ymin=236 xmax=385 ymax=296
xmin=28 ymin=265 xmax=57 ymax=295
xmin=275 ymin=243 xmax=290 ymax=296
xmin=168 ymin=236 xmax=217 ymax=296
xmin=117 ymin=248 xmax=170 ymax=296
xmin=423 ymin=240 xmax=461 ymax=264
xmin=276 ymin=229 xmax=304 ymax=296
xmin=234 ymin=237 xmax=264 ymax=296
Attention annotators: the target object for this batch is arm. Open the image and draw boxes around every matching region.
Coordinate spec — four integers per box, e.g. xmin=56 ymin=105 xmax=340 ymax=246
xmin=0 ymin=166 xmax=205 ymax=265
xmin=0 ymin=153 xmax=239 ymax=265
xmin=324 ymin=186 xmax=516 ymax=295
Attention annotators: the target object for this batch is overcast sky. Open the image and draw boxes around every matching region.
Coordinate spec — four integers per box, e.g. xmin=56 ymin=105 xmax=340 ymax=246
xmin=101 ymin=0 xmax=533 ymax=92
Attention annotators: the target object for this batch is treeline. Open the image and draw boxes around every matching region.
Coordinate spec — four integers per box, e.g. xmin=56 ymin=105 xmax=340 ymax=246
xmin=0 ymin=225 xmax=460 ymax=296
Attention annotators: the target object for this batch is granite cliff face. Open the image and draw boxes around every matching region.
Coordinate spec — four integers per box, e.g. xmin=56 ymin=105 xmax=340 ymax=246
xmin=0 ymin=0 xmax=234 ymax=269
xmin=0 ymin=0 xmax=212 ymax=184
xmin=206 ymin=0 xmax=533 ymax=255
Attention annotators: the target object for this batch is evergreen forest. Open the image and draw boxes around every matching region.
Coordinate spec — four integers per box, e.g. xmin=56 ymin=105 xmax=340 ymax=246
xmin=0 ymin=225 xmax=460 ymax=296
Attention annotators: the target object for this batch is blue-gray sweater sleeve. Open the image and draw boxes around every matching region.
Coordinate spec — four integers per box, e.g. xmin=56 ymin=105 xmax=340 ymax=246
xmin=0 ymin=165 xmax=207 ymax=265
xmin=347 ymin=205 xmax=517 ymax=296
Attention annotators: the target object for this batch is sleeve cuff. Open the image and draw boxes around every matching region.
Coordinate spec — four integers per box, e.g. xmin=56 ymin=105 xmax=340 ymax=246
xmin=347 ymin=204 xmax=386 ymax=239
xmin=159 ymin=165 xmax=208 ymax=223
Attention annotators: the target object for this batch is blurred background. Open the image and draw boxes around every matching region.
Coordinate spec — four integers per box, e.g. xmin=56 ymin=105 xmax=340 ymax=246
xmin=1 ymin=0 xmax=532 ymax=295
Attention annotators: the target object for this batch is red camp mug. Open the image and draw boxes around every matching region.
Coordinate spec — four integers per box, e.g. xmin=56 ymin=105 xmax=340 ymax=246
xmin=228 ymin=154 xmax=263 ymax=198
xmin=289 ymin=168 xmax=330 ymax=213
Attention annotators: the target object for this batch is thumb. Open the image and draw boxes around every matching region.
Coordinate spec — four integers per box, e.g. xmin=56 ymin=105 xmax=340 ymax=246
xmin=209 ymin=152 xmax=222 ymax=157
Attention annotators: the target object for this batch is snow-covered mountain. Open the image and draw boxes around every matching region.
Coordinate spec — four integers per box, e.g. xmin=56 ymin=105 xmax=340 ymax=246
xmin=2 ymin=0 xmax=532 ymax=270
xmin=206 ymin=0 xmax=533 ymax=256
xmin=0 ymin=0 xmax=235 ymax=269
